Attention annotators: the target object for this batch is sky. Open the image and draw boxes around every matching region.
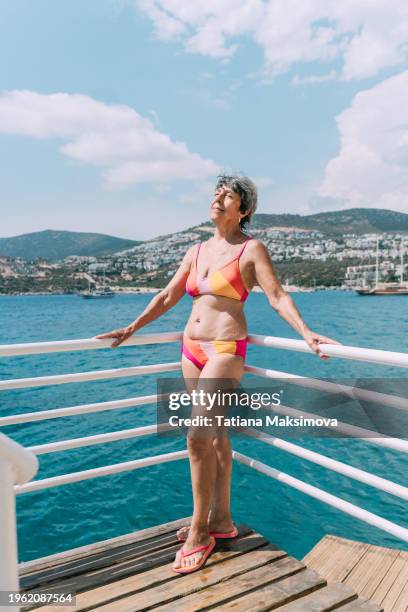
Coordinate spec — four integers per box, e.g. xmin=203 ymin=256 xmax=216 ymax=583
xmin=1 ymin=0 xmax=408 ymax=240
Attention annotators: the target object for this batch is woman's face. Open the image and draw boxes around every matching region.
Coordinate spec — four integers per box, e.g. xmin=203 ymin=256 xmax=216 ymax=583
xmin=210 ymin=185 xmax=243 ymax=226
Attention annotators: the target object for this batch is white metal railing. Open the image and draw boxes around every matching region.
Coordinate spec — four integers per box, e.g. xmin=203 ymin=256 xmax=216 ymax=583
xmin=243 ymin=429 xmax=408 ymax=500
xmin=1 ymin=331 xmax=408 ymax=366
xmin=15 ymin=450 xmax=188 ymax=494
xmin=262 ymin=401 xmax=408 ymax=453
xmin=0 ymin=393 xmax=161 ymax=426
xmin=0 ymin=434 xmax=38 ymax=595
xmin=0 ymin=362 xmax=180 ymax=391
xmin=232 ymin=451 xmax=408 ymax=542
xmin=244 ymin=364 xmax=408 ymax=412
xmin=0 ymin=332 xmax=183 ymax=357
xmin=0 ymin=332 xmax=407 ymax=603
xmin=248 ymin=334 xmax=408 ymax=368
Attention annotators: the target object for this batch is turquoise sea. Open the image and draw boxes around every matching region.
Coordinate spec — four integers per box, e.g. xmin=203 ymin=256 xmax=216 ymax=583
xmin=0 ymin=291 xmax=407 ymax=563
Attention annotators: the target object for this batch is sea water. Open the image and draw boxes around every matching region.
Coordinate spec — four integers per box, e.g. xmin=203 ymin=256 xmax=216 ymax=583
xmin=0 ymin=291 xmax=407 ymax=562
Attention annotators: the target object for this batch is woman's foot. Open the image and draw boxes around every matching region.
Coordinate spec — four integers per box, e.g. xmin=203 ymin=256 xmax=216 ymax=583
xmin=173 ymin=527 xmax=213 ymax=571
xmin=176 ymin=515 xmax=236 ymax=542
xmin=209 ymin=512 xmax=236 ymax=534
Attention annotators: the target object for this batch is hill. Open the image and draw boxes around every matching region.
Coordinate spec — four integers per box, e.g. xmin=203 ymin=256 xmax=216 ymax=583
xmin=0 ymin=230 xmax=140 ymax=261
xmin=248 ymin=208 xmax=408 ymax=235
xmin=1 ymin=208 xmax=407 ymax=263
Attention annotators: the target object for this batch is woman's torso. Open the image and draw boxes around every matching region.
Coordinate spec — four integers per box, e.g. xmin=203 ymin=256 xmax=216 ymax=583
xmin=184 ymin=238 xmax=254 ymax=341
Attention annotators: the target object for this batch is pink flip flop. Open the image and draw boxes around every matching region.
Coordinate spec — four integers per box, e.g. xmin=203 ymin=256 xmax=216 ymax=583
xmin=173 ymin=536 xmax=216 ymax=574
xmin=210 ymin=526 xmax=239 ymax=539
xmin=176 ymin=525 xmax=238 ymax=542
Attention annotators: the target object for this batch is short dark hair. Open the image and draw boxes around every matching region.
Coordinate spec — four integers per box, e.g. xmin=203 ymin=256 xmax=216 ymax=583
xmin=216 ymin=174 xmax=258 ymax=231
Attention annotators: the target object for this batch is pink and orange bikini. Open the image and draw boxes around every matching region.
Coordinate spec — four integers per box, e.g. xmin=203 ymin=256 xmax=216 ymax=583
xmin=182 ymin=237 xmax=252 ymax=370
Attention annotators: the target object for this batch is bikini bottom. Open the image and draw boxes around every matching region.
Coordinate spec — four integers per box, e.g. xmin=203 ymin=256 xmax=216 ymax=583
xmin=181 ymin=334 xmax=247 ymax=371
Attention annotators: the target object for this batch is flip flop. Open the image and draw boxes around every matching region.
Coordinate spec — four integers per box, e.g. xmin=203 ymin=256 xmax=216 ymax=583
xmin=210 ymin=526 xmax=239 ymax=539
xmin=176 ymin=524 xmax=238 ymax=542
xmin=172 ymin=536 xmax=216 ymax=574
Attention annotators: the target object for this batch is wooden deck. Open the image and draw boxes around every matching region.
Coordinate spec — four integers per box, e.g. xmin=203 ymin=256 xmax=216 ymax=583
xmin=17 ymin=517 xmax=392 ymax=611
xmin=303 ymin=535 xmax=408 ymax=612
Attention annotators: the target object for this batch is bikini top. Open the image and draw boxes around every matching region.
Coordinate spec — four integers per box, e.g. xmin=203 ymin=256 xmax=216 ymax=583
xmin=185 ymin=237 xmax=252 ymax=302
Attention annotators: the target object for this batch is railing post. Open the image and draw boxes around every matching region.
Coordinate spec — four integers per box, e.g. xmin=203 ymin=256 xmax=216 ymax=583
xmin=0 ymin=434 xmax=38 ymax=612
xmin=0 ymin=460 xmax=20 ymax=611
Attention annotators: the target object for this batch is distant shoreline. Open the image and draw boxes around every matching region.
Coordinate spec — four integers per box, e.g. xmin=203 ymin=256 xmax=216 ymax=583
xmin=0 ymin=287 xmax=162 ymax=296
xmin=0 ymin=286 xmax=347 ymax=296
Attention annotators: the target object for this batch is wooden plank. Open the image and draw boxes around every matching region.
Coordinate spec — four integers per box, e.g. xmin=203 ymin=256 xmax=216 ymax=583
xmin=303 ymin=534 xmax=408 ymax=611
xmin=20 ymin=524 xmax=248 ymax=592
xmin=304 ymin=536 xmax=371 ymax=583
xmin=345 ymin=546 xmax=401 ymax=600
xmin=337 ymin=598 xmax=383 ymax=611
xmin=303 ymin=535 xmax=333 ymax=565
xmin=33 ymin=532 xmax=276 ymax=612
xmin=302 ymin=536 xmax=346 ymax=571
xmin=275 ymin=583 xmax=357 ymax=611
xmin=381 ymin=553 xmax=408 ymax=610
xmin=19 ymin=515 xmax=192 ymax=576
xmin=371 ymin=551 xmax=408 ymax=611
xmin=204 ymin=568 xmax=326 ymax=611
xmin=22 ymin=544 xmax=182 ymax=612
xmin=20 ymin=525 xmax=250 ymax=591
xmin=148 ymin=556 xmax=306 ymax=612
xmin=20 ymin=529 xmax=186 ymax=590
xmin=391 ymin=577 xmax=408 ymax=612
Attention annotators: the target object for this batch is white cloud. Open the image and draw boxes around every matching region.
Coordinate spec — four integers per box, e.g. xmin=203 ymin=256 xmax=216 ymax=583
xmin=0 ymin=90 xmax=219 ymax=188
xmin=319 ymin=70 xmax=408 ymax=212
xmin=138 ymin=0 xmax=185 ymax=39
xmin=134 ymin=0 xmax=408 ymax=81
xmin=292 ymin=70 xmax=337 ymax=85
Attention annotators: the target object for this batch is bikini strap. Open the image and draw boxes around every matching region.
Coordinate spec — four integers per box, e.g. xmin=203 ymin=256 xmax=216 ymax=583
xmin=195 ymin=243 xmax=201 ymax=268
xmin=237 ymin=237 xmax=253 ymax=260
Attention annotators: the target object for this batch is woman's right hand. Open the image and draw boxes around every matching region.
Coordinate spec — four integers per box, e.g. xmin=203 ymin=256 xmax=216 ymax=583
xmin=302 ymin=328 xmax=341 ymax=360
xmin=93 ymin=324 xmax=135 ymax=348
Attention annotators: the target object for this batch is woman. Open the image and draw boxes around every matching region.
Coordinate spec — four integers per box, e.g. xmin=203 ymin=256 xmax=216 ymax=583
xmin=95 ymin=174 xmax=340 ymax=574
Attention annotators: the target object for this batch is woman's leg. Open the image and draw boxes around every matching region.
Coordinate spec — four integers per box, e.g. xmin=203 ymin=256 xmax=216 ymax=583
xmin=206 ymin=354 xmax=244 ymax=533
xmin=209 ymin=436 xmax=234 ymax=533
xmin=174 ymin=353 xmax=244 ymax=570
xmin=173 ymin=354 xmax=213 ymax=569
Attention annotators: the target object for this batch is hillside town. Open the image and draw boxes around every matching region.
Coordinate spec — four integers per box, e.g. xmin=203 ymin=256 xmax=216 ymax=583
xmin=0 ymin=226 xmax=406 ymax=295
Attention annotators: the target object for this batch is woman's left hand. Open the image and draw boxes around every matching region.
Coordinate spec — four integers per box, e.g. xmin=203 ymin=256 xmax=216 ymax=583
xmin=93 ymin=324 xmax=135 ymax=348
xmin=302 ymin=329 xmax=341 ymax=360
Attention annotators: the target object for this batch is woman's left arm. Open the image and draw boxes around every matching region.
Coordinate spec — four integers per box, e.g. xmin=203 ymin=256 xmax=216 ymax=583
xmin=250 ymin=240 xmax=341 ymax=360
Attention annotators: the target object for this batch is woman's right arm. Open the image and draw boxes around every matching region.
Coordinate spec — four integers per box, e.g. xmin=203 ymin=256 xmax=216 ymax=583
xmin=250 ymin=240 xmax=341 ymax=360
xmin=128 ymin=244 xmax=195 ymax=333
xmin=95 ymin=245 xmax=195 ymax=347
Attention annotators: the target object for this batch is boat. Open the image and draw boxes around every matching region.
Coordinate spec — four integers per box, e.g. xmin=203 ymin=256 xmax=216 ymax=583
xmin=79 ymin=272 xmax=115 ymax=299
xmin=356 ymin=236 xmax=408 ymax=295
xmin=0 ymin=332 xmax=407 ymax=609
xmin=80 ymin=288 xmax=115 ymax=299
xmin=356 ymin=284 xmax=408 ymax=296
